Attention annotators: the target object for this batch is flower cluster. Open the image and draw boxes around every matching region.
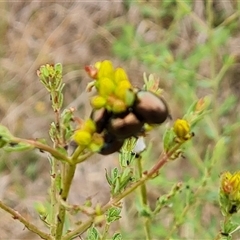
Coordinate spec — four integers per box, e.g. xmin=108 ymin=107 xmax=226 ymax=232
xmin=74 ymin=60 xmax=170 ymax=155
xmin=86 ymin=60 xmax=135 ymax=113
xmin=220 ymin=171 xmax=240 ymax=215
xmin=73 ymin=119 xmax=104 ymax=152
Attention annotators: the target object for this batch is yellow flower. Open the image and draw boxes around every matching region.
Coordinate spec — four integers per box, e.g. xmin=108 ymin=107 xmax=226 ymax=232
xmin=97 ymin=77 xmax=115 ymax=96
xmin=90 ymin=95 xmax=107 ymax=109
xmin=114 ymin=67 xmax=129 ymax=83
xmin=97 ymin=60 xmax=114 ymax=79
xmin=173 ymin=119 xmax=192 ymax=141
xmin=89 ymin=133 xmax=104 ymax=152
xmin=110 ymin=98 xmax=127 ymax=113
xmin=74 ymin=130 xmax=92 ymax=146
xmin=219 ymin=171 xmax=240 ymax=215
xmin=86 ymin=60 xmax=135 ymax=114
xmin=82 ymin=119 xmax=96 ymax=134
xmin=114 ymin=81 xmax=131 ymax=100
xmin=220 ymin=171 xmax=240 ymax=201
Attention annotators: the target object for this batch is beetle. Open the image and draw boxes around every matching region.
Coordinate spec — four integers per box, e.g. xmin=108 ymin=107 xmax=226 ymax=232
xmin=90 ymin=108 xmax=111 ymax=133
xmin=107 ymin=112 xmax=144 ymax=139
xmin=98 ymin=132 xmax=124 ymax=155
xmin=133 ymin=90 xmax=169 ymax=124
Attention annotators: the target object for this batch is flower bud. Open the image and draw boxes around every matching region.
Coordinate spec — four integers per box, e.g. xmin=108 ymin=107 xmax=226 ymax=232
xmin=97 ymin=77 xmax=115 ymax=96
xmin=90 ymin=95 xmax=107 ymax=109
xmin=114 ymin=67 xmax=129 ymax=83
xmin=173 ymin=119 xmax=191 ymax=141
xmin=85 ymin=65 xmax=98 ymax=79
xmin=82 ymin=119 xmax=96 ymax=134
xmin=111 ymin=99 xmax=127 ymax=113
xmin=97 ymin=60 xmax=114 ymax=79
xmin=73 ymin=130 xmax=92 ymax=146
xmin=220 ymin=171 xmax=240 ymax=215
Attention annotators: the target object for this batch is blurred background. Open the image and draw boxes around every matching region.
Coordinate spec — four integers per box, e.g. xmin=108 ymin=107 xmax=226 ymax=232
xmin=0 ymin=1 xmax=240 ymax=239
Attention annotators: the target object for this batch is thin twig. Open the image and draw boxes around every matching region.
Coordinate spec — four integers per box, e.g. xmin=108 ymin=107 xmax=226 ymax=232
xmin=0 ymin=200 xmax=53 ymax=240
xmin=12 ymin=137 xmax=71 ymax=164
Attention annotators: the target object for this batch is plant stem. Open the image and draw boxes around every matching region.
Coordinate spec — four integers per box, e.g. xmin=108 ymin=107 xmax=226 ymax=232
xmin=55 ymin=163 xmax=77 ymax=240
xmin=137 ymin=156 xmax=152 ymax=240
xmin=49 ymin=155 xmax=59 ymax=237
xmin=12 ymin=137 xmax=71 ymax=164
xmin=70 ymin=145 xmax=84 ymax=161
xmin=101 ymin=223 xmax=110 ymax=240
xmin=62 ymin=143 xmax=182 ymax=240
xmin=144 ymin=218 xmax=152 ymax=240
xmin=0 ymin=200 xmax=53 ymax=240
xmin=137 ymin=157 xmax=147 ymax=205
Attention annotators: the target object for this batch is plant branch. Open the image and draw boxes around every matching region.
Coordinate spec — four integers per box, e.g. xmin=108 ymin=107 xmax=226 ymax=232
xmin=0 ymin=200 xmax=53 ymax=240
xmin=12 ymin=137 xmax=71 ymax=164
xmin=55 ymin=163 xmax=77 ymax=240
xmin=137 ymin=156 xmax=152 ymax=240
xmin=49 ymin=155 xmax=59 ymax=237
xmin=137 ymin=157 xmax=147 ymax=206
xmin=62 ymin=143 xmax=183 ymax=239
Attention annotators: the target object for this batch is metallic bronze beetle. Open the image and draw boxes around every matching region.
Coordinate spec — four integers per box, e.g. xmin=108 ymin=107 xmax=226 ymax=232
xmin=133 ymin=90 xmax=169 ymax=124
xmin=90 ymin=108 xmax=111 ymax=133
xmin=107 ymin=112 xmax=144 ymax=139
xmin=98 ymin=132 xmax=124 ymax=155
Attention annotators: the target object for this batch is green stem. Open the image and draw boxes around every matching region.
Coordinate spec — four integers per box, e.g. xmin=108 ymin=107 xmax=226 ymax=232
xmin=12 ymin=137 xmax=71 ymax=164
xmin=0 ymin=200 xmax=53 ymax=240
xmin=70 ymin=145 xmax=84 ymax=161
xmin=101 ymin=223 xmax=110 ymax=240
xmin=55 ymin=163 xmax=77 ymax=240
xmin=62 ymin=143 xmax=183 ymax=240
xmin=144 ymin=218 xmax=152 ymax=240
xmin=49 ymin=156 xmax=59 ymax=237
xmin=75 ymin=151 xmax=94 ymax=164
xmin=137 ymin=156 xmax=152 ymax=240
xmin=137 ymin=157 xmax=147 ymax=205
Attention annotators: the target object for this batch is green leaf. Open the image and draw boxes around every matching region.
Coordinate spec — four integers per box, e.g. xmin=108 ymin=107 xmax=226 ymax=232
xmin=105 ymin=169 xmax=112 ymax=185
xmin=111 ymin=168 xmax=119 ymax=181
xmin=106 ymin=207 xmax=121 ymax=224
xmin=55 ymin=173 xmax=62 ymax=193
xmin=210 ymin=138 xmax=227 ymax=167
xmin=163 ymin=128 xmax=175 ymax=152
xmin=34 ymin=201 xmax=47 ymax=216
xmin=139 ymin=204 xmax=152 ymax=218
xmin=113 ymin=177 xmax=121 ymax=195
xmin=112 ymin=233 xmax=122 ymax=240
xmin=41 ymin=65 xmax=50 ymax=78
xmin=125 ymin=90 xmax=135 ymax=107
xmin=0 ymin=125 xmax=13 ymax=148
xmin=86 ymin=226 xmax=100 ymax=240
xmin=54 ymin=63 xmax=62 ymax=74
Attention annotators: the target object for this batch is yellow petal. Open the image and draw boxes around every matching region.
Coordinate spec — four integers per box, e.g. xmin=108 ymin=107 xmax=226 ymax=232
xmin=114 ymin=67 xmax=129 ymax=83
xmin=98 ymin=77 xmax=115 ymax=96
xmin=74 ymin=130 xmax=92 ymax=146
xmin=90 ymin=95 xmax=107 ymax=109
xmin=97 ymin=60 xmax=114 ymax=79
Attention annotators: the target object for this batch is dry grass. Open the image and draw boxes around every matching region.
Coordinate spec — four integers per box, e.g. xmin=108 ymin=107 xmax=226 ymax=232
xmin=0 ymin=2 xmax=125 ymax=238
